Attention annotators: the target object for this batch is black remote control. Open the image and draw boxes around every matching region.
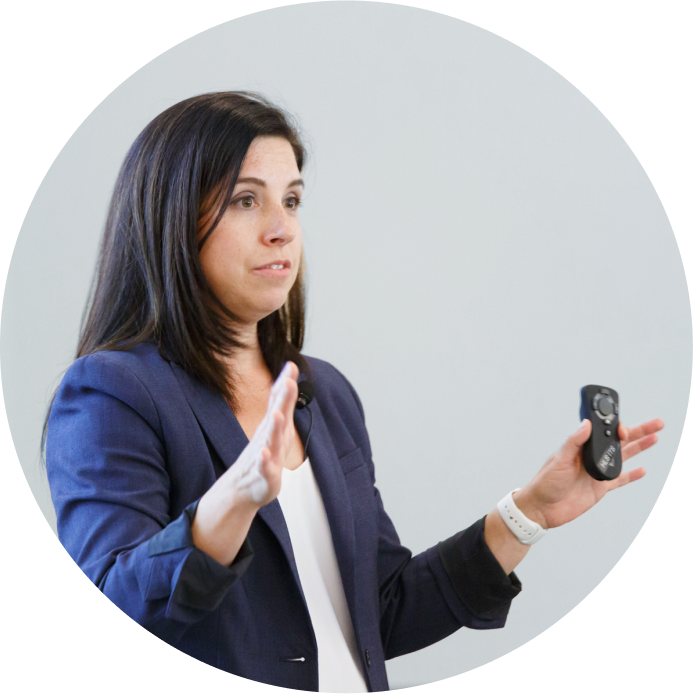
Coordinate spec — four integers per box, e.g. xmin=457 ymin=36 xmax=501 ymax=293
xmin=579 ymin=385 xmax=622 ymax=481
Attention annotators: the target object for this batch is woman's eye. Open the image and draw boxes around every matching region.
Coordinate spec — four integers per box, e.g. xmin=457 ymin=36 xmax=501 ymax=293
xmin=239 ymin=196 xmax=255 ymax=209
xmin=286 ymin=197 xmax=302 ymax=210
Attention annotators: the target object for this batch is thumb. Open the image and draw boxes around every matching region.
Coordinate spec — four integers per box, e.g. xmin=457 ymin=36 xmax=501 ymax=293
xmin=565 ymin=419 xmax=591 ymax=453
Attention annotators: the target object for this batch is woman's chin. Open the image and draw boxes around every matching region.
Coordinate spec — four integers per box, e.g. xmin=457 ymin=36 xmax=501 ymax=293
xmin=245 ymin=298 xmax=291 ymax=324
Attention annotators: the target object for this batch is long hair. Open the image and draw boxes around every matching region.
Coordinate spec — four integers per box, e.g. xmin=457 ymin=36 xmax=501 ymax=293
xmin=41 ymin=91 xmax=309 ymax=460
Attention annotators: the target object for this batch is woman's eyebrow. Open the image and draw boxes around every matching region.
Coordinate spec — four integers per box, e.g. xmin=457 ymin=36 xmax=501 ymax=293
xmin=235 ymin=176 xmax=304 ymax=188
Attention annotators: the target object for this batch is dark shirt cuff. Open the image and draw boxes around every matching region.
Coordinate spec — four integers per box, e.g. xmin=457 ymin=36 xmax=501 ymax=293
xmin=147 ymin=499 xmax=254 ymax=613
xmin=437 ymin=516 xmax=521 ymax=621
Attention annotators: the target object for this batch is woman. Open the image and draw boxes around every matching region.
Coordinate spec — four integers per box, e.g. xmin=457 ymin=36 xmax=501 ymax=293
xmin=45 ymin=92 xmax=663 ymax=692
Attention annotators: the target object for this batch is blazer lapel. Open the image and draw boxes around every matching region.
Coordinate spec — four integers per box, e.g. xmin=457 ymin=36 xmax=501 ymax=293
xmin=297 ymin=399 xmax=358 ymax=626
xmin=169 ymin=361 xmax=247 ymax=465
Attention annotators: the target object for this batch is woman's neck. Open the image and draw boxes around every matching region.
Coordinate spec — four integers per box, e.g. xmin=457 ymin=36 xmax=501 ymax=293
xmin=219 ymin=321 xmax=275 ymax=421
xmin=222 ymin=321 xmax=271 ymax=388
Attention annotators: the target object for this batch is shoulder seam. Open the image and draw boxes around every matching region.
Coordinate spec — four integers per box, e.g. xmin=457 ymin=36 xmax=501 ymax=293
xmin=82 ymin=351 xmax=164 ymax=440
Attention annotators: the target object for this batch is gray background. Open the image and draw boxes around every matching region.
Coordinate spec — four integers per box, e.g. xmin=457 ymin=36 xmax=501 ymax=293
xmin=1 ymin=1 xmax=689 ymax=689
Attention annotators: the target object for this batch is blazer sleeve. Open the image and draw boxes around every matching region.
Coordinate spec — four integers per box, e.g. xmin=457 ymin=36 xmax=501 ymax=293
xmin=46 ymin=352 xmax=253 ymax=646
xmin=333 ymin=367 xmax=522 ymax=660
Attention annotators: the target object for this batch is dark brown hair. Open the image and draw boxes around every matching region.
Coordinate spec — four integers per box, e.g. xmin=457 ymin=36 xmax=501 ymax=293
xmin=41 ymin=91 xmax=309 ymax=459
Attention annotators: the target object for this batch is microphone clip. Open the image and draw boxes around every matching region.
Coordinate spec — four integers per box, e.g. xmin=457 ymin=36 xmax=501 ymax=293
xmin=296 ymin=381 xmax=315 ymax=410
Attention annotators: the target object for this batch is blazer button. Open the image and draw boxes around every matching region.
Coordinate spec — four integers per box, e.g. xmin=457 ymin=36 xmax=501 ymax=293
xmin=365 ymin=649 xmax=371 ymax=668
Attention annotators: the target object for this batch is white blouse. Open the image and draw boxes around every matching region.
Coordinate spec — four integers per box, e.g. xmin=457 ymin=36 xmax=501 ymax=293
xmin=277 ymin=459 xmax=369 ymax=693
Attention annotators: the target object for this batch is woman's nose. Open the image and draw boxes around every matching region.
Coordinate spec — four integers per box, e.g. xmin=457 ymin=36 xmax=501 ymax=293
xmin=261 ymin=207 xmax=297 ymax=246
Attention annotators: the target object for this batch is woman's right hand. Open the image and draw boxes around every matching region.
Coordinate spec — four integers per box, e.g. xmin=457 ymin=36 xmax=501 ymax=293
xmin=231 ymin=361 xmax=299 ymax=507
xmin=191 ymin=361 xmax=299 ymax=566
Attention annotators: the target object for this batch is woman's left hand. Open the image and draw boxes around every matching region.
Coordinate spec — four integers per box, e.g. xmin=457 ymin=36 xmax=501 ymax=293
xmin=513 ymin=417 xmax=665 ymax=529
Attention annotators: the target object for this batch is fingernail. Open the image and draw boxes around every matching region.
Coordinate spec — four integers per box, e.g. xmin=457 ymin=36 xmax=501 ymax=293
xmin=579 ymin=419 xmax=589 ymax=430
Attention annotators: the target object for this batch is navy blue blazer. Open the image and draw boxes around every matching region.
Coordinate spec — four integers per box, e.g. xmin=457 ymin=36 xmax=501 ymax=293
xmin=46 ymin=343 xmax=521 ymax=691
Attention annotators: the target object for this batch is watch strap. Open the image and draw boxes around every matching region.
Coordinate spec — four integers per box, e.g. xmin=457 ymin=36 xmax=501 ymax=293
xmin=497 ymin=488 xmax=547 ymax=545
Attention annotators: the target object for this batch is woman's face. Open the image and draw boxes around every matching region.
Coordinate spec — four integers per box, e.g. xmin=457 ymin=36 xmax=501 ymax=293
xmin=198 ymin=136 xmax=304 ymax=325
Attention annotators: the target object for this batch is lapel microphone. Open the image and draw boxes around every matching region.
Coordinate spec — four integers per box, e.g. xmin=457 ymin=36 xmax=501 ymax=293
xmin=296 ymin=381 xmax=315 ymax=460
xmin=296 ymin=381 xmax=315 ymax=409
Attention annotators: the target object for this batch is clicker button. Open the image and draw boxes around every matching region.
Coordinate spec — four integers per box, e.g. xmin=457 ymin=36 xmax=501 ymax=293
xmin=598 ymin=398 xmax=614 ymax=416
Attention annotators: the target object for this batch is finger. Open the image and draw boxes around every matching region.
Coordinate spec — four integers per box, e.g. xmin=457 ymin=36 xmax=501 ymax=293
xmin=281 ymin=376 xmax=299 ymax=422
xmin=267 ymin=377 xmax=287 ymax=414
xmin=265 ymin=363 xmax=290 ymax=415
xmin=621 ymin=419 xmax=664 ymax=445
xmin=607 ymin=466 xmax=646 ymax=491
xmin=260 ymin=445 xmax=279 ymax=478
xmin=255 ymin=416 xmax=284 ymax=480
xmin=268 ymin=362 xmax=298 ymax=413
xmin=618 ymin=422 xmax=628 ymax=442
xmin=564 ymin=419 xmax=592 ymax=454
xmin=258 ymin=373 xmax=297 ymax=449
xmin=621 ymin=432 xmax=659 ymax=462
xmin=258 ymin=446 xmax=282 ymax=496
xmin=272 ymin=360 xmax=294 ymax=388
xmin=260 ymin=379 xmax=290 ymax=436
xmin=255 ymin=363 xmax=299 ymax=451
xmin=253 ymin=410 xmax=275 ymax=448
xmin=267 ymin=409 xmax=287 ymax=460
xmin=270 ymin=361 xmax=297 ymax=398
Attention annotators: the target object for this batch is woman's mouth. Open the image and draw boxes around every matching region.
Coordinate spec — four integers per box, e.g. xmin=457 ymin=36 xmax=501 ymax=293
xmin=253 ymin=260 xmax=292 ymax=277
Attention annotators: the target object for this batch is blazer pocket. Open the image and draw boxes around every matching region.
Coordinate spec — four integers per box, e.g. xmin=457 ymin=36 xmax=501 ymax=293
xmin=338 ymin=447 xmax=365 ymax=476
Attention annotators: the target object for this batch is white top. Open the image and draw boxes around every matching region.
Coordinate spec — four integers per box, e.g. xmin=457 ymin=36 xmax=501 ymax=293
xmin=277 ymin=458 xmax=368 ymax=693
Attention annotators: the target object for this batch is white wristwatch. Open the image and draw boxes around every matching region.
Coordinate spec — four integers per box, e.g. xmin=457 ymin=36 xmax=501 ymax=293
xmin=496 ymin=488 xmax=547 ymax=545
